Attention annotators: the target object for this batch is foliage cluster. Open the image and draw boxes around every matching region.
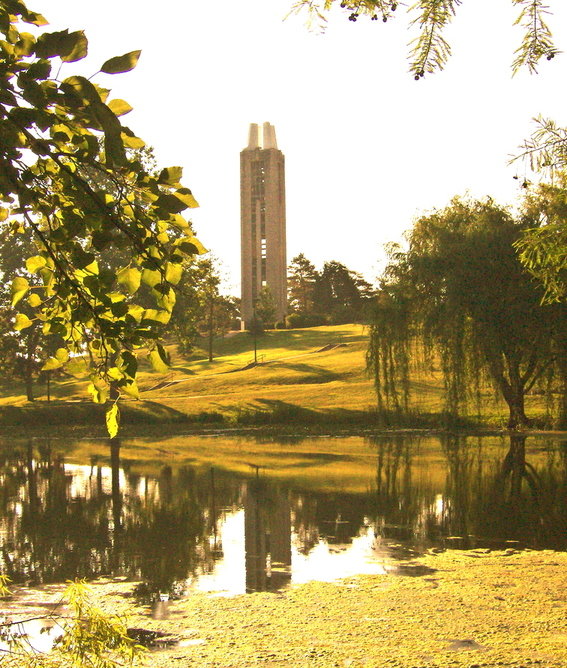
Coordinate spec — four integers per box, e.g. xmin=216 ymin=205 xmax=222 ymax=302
xmin=0 ymin=0 xmax=206 ymax=434
xmin=287 ymin=0 xmax=560 ymax=77
xmin=287 ymin=254 xmax=376 ymax=327
xmin=0 ymin=577 xmax=144 ymax=667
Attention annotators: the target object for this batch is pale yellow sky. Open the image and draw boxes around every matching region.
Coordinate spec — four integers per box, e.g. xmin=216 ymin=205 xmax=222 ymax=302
xmin=32 ymin=0 xmax=566 ymax=292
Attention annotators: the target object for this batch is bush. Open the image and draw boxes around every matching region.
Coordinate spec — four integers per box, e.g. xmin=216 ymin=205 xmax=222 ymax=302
xmin=285 ymin=313 xmax=327 ymax=329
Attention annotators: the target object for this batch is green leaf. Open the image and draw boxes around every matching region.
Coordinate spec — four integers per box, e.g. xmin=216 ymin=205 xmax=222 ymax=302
xmin=177 ymin=236 xmax=208 ymax=256
xmin=88 ymin=382 xmax=108 ymax=404
xmin=142 ymin=308 xmax=171 ymax=324
xmin=11 ymin=277 xmax=29 ymax=307
xmin=60 ymin=31 xmax=88 ymax=62
xmin=174 ymin=188 xmax=199 ymax=209
xmin=36 ymin=30 xmax=88 ymax=62
xmin=107 ymin=99 xmax=133 ymax=117
xmin=121 ymin=131 xmax=145 ymax=149
xmin=55 ymin=348 xmax=69 ymax=364
xmin=105 ymin=403 xmax=120 ymax=438
xmin=155 ymin=193 xmax=188 ymax=214
xmin=149 ymin=347 xmax=169 ymax=373
xmin=158 ymin=166 xmax=183 ymax=186
xmin=14 ymin=313 xmax=33 ymax=330
xmin=65 ymin=357 xmax=89 ymax=378
xmin=117 ymin=266 xmax=141 ymax=294
xmin=141 ymin=267 xmax=161 ymax=288
xmin=165 ymin=263 xmax=183 ymax=285
xmin=42 ymin=356 xmax=64 ymax=371
xmin=121 ymin=380 xmax=139 ymax=399
xmin=26 ymin=255 xmax=47 ymax=273
xmin=27 ymin=293 xmax=42 ymax=308
xmin=101 ymin=50 xmax=141 ymax=74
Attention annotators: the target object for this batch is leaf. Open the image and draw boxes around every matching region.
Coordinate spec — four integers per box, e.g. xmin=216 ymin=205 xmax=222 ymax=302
xmin=11 ymin=276 xmax=29 ymax=307
xmin=105 ymin=403 xmax=120 ymax=438
xmin=107 ymin=99 xmax=133 ymax=116
xmin=36 ymin=30 xmax=88 ymax=62
xmin=26 ymin=255 xmax=47 ymax=273
xmin=65 ymin=357 xmax=89 ymax=378
xmin=149 ymin=347 xmax=169 ymax=373
xmin=42 ymin=356 xmax=64 ymax=371
xmin=121 ymin=131 xmax=145 ymax=149
xmin=55 ymin=348 xmax=69 ymax=364
xmin=158 ymin=166 xmax=183 ymax=186
xmin=155 ymin=193 xmax=189 ymax=214
xmin=88 ymin=382 xmax=108 ymax=404
xmin=142 ymin=309 xmax=171 ymax=324
xmin=117 ymin=266 xmax=141 ymax=294
xmin=27 ymin=293 xmax=42 ymax=307
xmin=174 ymin=188 xmax=199 ymax=209
xmin=141 ymin=267 xmax=161 ymax=288
xmin=60 ymin=31 xmax=88 ymax=62
xmin=165 ymin=262 xmax=183 ymax=285
xmin=121 ymin=380 xmax=139 ymax=399
xmin=177 ymin=236 xmax=208 ymax=256
xmin=0 ymin=208 xmax=8 ymax=222
xmin=101 ymin=50 xmax=141 ymax=74
xmin=14 ymin=313 xmax=33 ymax=330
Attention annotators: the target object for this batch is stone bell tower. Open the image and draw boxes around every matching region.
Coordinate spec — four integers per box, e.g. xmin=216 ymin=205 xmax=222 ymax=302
xmin=240 ymin=122 xmax=287 ymax=328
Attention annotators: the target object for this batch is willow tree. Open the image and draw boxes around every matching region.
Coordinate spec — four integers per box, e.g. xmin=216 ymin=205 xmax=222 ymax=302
xmin=0 ymin=0 xmax=205 ymax=434
xmin=367 ymin=198 xmax=567 ymax=429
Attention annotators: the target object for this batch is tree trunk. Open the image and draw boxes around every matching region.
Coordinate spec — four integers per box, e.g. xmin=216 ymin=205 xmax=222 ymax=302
xmin=208 ymin=296 xmax=214 ymax=362
xmin=504 ymin=385 xmax=531 ymax=429
xmin=24 ymin=356 xmax=34 ymax=401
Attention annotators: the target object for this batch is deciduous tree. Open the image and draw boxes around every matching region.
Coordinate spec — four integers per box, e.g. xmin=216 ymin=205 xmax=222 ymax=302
xmin=0 ymin=0 xmax=205 ymax=434
xmin=368 ymin=197 xmax=567 ymax=428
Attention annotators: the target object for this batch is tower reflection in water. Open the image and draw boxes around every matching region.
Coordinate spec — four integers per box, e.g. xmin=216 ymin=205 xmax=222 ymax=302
xmin=244 ymin=478 xmax=292 ymax=592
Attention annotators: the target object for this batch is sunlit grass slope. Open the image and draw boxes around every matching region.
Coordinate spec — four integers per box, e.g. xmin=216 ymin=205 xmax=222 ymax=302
xmin=0 ymin=323 xmax=551 ymax=428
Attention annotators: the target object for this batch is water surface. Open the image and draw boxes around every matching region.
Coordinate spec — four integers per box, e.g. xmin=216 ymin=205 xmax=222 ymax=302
xmin=0 ymin=432 xmax=565 ymax=603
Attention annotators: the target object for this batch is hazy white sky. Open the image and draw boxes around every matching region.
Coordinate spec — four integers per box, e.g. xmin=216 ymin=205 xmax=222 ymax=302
xmin=33 ymin=0 xmax=566 ymax=292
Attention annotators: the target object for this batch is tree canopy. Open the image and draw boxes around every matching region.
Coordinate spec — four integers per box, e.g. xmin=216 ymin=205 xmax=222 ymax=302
xmin=367 ymin=196 xmax=567 ymax=429
xmin=0 ymin=0 xmax=205 ymax=434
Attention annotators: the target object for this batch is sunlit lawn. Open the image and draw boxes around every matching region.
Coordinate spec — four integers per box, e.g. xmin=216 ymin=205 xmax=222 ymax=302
xmin=0 ymin=323 xmax=553 ymax=428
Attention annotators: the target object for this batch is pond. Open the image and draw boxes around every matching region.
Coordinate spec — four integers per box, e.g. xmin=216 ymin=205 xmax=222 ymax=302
xmin=0 ymin=432 xmax=565 ymax=609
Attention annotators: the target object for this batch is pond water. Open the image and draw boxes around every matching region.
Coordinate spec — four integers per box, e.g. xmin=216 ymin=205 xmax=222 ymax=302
xmin=0 ymin=432 xmax=565 ymax=608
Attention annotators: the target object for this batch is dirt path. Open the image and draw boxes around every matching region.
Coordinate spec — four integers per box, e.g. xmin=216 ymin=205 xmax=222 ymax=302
xmin=92 ymin=549 xmax=567 ymax=667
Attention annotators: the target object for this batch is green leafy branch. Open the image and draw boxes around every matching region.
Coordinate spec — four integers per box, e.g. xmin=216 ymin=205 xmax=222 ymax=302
xmin=512 ymin=0 xmax=560 ymax=74
xmin=408 ymin=0 xmax=460 ymax=79
xmin=0 ymin=576 xmax=145 ymax=667
xmin=286 ymin=0 xmax=560 ymax=77
xmin=0 ymin=0 xmax=207 ymax=435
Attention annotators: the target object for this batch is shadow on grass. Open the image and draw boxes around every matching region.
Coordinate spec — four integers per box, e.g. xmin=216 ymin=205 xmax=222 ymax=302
xmin=231 ymin=399 xmax=482 ymax=430
xmin=260 ymin=361 xmax=344 ymax=384
xmin=0 ymin=400 xmax=192 ymax=427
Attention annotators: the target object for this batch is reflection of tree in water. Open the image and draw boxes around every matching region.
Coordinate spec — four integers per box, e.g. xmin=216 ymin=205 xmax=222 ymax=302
xmin=367 ymin=434 xmax=566 ymax=552
xmin=0 ymin=441 xmax=241 ymax=600
xmin=478 ymin=435 xmax=567 ymax=550
xmin=1 ymin=441 xmax=115 ymax=583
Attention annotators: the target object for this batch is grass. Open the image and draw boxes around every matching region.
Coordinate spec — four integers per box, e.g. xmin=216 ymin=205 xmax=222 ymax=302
xmin=0 ymin=323 xmax=555 ymax=431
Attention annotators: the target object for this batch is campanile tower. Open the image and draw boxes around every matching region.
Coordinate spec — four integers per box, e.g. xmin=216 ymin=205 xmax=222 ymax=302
xmin=240 ymin=122 xmax=287 ymax=328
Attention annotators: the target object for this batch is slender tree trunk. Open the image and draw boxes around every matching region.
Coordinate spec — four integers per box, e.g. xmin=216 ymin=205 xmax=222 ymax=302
xmin=208 ymin=296 xmax=214 ymax=362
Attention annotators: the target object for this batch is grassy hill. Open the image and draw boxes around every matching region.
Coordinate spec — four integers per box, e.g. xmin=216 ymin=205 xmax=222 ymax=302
xmin=0 ymin=324 xmax=551 ymax=431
